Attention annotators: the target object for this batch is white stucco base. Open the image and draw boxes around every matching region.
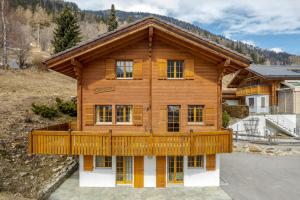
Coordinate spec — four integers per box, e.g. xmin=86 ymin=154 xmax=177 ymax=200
xmin=144 ymin=156 xmax=156 ymax=187
xmin=184 ymin=155 xmax=220 ymax=187
xmin=79 ymin=155 xmax=220 ymax=188
xmin=79 ymin=155 xmax=116 ymax=187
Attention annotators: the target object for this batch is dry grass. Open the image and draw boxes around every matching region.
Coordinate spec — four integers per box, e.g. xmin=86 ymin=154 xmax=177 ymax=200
xmin=0 ymin=68 xmax=77 ymax=199
xmin=0 ymin=68 xmax=76 ymax=138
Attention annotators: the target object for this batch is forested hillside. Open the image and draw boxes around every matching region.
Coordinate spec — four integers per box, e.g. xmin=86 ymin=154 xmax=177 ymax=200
xmin=3 ymin=0 xmax=300 ymax=65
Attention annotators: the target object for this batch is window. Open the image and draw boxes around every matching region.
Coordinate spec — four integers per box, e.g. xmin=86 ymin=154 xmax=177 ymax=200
xmin=188 ymin=155 xmax=204 ymax=168
xmin=116 ymin=105 xmax=132 ymax=124
xmin=167 ymin=60 xmax=184 ymax=79
xmin=248 ymin=98 xmax=254 ymax=108
xmin=168 ymin=105 xmax=180 ymax=132
xmin=116 ymin=61 xmax=133 ymax=79
xmin=188 ymin=105 xmax=204 ymax=124
xmin=95 ymin=156 xmax=112 ymax=168
xmin=95 ymin=105 xmax=112 ymax=124
xmin=261 ymin=97 xmax=265 ymax=108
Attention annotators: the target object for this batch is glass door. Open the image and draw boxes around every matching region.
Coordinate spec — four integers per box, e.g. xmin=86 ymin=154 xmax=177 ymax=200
xmin=116 ymin=156 xmax=133 ymax=184
xmin=168 ymin=156 xmax=183 ymax=183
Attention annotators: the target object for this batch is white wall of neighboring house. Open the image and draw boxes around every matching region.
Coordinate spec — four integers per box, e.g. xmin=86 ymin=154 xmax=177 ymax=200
xmin=246 ymin=94 xmax=269 ymax=114
xmin=230 ymin=114 xmax=297 ymax=138
xmin=225 ymin=100 xmax=239 ymax=106
xmin=184 ymin=155 xmax=220 ymax=187
xmin=144 ymin=156 xmax=156 ymax=187
xmin=79 ymin=155 xmax=116 ymax=187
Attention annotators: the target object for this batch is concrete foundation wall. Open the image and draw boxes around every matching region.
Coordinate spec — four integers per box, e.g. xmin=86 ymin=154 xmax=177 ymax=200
xmin=184 ymin=155 xmax=220 ymax=187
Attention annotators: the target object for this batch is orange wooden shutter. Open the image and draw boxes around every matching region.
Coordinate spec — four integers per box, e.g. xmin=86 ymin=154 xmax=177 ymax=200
xmin=157 ymin=59 xmax=167 ymax=80
xmin=184 ymin=59 xmax=195 ymax=80
xmin=159 ymin=105 xmax=167 ymax=132
xmin=134 ymin=156 xmax=144 ymax=188
xmin=133 ymin=105 xmax=143 ymax=126
xmin=105 ymin=59 xmax=115 ymax=79
xmin=206 ymin=154 xmax=216 ymax=171
xmin=133 ymin=59 xmax=143 ymax=79
xmin=204 ymin=105 xmax=215 ymax=126
xmin=85 ymin=105 xmax=94 ymax=126
xmin=84 ymin=155 xmax=93 ymax=171
xmin=156 ymin=156 xmax=166 ymax=187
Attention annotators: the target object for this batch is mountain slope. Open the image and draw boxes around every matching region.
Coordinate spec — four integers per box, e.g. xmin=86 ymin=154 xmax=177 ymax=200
xmin=8 ymin=0 xmax=300 ymax=65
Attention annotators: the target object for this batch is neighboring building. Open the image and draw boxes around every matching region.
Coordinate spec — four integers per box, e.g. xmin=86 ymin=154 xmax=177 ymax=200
xmin=227 ymin=65 xmax=300 ymax=138
xmin=28 ymin=17 xmax=251 ymax=188
xmin=227 ymin=65 xmax=300 ymax=114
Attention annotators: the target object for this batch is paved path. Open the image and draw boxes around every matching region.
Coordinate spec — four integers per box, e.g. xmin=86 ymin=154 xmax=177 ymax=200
xmin=49 ymin=172 xmax=231 ymax=200
xmin=221 ymin=153 xmax=300 ymax=200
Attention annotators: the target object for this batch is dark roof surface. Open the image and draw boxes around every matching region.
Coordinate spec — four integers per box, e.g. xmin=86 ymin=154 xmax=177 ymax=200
xmin=249 ymin=65 xmax=300 ymax=79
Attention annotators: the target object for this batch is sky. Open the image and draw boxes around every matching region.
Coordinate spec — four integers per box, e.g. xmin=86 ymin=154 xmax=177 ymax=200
xmin=67 ymin=0 xmax=300 ymax=55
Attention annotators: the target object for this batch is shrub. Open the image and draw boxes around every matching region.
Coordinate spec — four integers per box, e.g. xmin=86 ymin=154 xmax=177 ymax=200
xmin=55 ymin=97 xmax=77 ymax=117
xmin=222 ymin=111 xmax=230 ymax=128
xmin=31 ymin=103 xmax=59 ymax=120
xmin=31 ymin=53 xmax=47 ymax=70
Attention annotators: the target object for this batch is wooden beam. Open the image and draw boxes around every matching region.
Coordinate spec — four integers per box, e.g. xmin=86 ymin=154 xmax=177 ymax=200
xmin=149 ymin=26 xmax=153 ymax=58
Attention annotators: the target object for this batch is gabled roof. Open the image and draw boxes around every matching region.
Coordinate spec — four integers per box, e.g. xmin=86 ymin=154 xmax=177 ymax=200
xmin=228 ymin=65 xmax=300 ymax=88
xmin=44 ymin=16 xmax=251 ymax=78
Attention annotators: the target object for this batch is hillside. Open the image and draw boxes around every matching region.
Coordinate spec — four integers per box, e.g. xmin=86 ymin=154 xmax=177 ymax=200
xmin=0 ymin=68 xmax=77 ymax=199
xmin=6 ymin=0 xmax=300 ymax=66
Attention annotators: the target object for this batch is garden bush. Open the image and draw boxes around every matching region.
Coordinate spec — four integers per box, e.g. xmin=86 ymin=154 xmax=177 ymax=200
xmin=222 ymin=111 xmax=230 ymax=128
xmin=55 ymin=97 xmax=77 ymax=117
xmin=31 ymin=103 xmax=59 ymax=120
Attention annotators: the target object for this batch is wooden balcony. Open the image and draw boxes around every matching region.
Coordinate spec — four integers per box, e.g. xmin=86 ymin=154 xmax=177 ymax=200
xmin=236 ymin=85 xmax=271 ymax=97
xmin=28 ymin=123 xmax=232 ymax=156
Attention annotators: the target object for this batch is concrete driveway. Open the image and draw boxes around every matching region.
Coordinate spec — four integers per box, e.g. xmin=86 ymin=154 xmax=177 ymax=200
xmin=221 ymin=152 xmax=300 ymax=200
xmin=49 ymin=172 xmax=231 ymax=200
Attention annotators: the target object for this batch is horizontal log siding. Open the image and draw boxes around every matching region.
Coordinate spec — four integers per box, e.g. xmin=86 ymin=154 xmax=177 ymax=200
xmin=81 ymin=38 xmax=219 ymax=133
xmin=29 ymin=129 xmax=232 ymax=155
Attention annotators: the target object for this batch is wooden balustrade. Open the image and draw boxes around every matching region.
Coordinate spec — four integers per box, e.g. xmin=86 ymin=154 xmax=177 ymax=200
xmin=236 ymin=85 xmax=271 ymax=97
xmin=28 ymin=129 xmax=233 ymax=155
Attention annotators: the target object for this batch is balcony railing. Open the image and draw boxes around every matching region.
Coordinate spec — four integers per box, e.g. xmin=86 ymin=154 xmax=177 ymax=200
xmin=28 ymin=123 xmax=232 ymax=156
xmin=236 ymin=85 xmax=271 ymax=97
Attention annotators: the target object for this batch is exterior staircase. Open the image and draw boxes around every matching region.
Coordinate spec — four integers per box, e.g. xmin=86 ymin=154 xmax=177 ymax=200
xmin=265 ymin=115 xmax=298 ymax=137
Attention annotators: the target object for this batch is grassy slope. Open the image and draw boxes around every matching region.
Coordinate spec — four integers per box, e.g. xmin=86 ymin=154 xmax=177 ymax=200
xmin=0 ymin=68 xmax=76 ymax=198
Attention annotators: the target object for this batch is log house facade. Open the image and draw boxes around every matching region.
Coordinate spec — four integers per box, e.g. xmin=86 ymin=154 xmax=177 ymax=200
xmin=28 ymin=17 xmax=251 ymax=187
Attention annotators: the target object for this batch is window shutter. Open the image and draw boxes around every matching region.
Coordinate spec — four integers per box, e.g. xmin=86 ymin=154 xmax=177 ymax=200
xmin=133 ymin=105 xmax=143 ymax=126
xmin=133 ymin=59 xmax=143 ymax=79
xmin=204 ymin=105 xmax=215 ymax=126
xmin=84 ymin=155 xmax=93 ymax=171
xmin=159 ymin=105 xmax=167 ymax=132
xmin=85 ymin=105 xmax=94 ymax=126
xmin=184 ymin=59 xmax=195 ymax=80
xmin=206 ymin=154 xmax=216 ymax=171
xmin=157 ymin=59 xmax=167 ymax=80
xmin=105 ymin=59 xmax=115 ymax=80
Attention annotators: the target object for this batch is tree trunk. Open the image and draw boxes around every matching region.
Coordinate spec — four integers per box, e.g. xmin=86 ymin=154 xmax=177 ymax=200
xmin=1 ymin=0 xmax=7 ymax=68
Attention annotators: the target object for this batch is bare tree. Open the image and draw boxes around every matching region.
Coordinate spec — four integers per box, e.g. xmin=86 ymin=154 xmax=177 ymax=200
xmin=1 ymin=0 xmax=8 ymax=68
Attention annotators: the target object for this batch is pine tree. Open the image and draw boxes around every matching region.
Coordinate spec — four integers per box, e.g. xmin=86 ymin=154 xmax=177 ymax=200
xmin=51 ymin=7 xmax=81 ymax=54
xmin=108 ymin=4 xmax=118 ymax=32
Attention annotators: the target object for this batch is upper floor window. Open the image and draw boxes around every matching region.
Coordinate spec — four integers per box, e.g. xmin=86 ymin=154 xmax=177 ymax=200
xmin=168 ymin=105 xmax=180 ymax=132
xmin=188 ymin=105 xmax=204 ymax=124
xmin=116 ymin=105 xmax=132 ymax=124
xmin=261 ymin=97 xmax=265 ymax=108
xmin=116 ymin=60 xmax=133 ymax=79
xmin=188 ymin=155 xmax=204 ymax=168
xmin=167 ymin=60 xmax=184 ymax=79
xmin=95 ymin=156 xmax=112 ymax=168
xmin=248 ymin=98 xmax=254 ymax=108
xmin=96 ymin=105 xmax=112 ymax=124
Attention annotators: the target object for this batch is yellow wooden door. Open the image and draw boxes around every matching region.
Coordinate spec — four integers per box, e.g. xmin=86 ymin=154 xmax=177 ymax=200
xmin=168 ymin=156 xmax=183 ymax=183
xmin=156 ymin=156 xmax=166 ymax=188
xmin=116 ymin=156 xmax=133 ymax=184
xmin=134 ymin=156 xmax=144 ymax=188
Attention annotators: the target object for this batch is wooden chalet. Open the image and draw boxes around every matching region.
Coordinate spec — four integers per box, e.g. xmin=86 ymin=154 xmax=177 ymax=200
xmin=28 ymin=17 xmax=251 ymax=188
